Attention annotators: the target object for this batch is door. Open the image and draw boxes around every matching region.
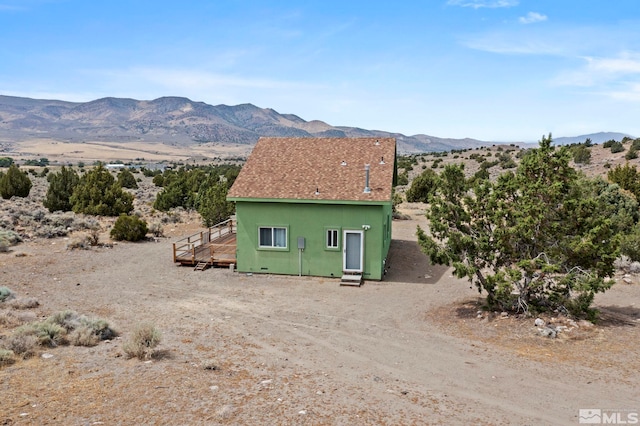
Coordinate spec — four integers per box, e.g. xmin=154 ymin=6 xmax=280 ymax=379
xmin=343 ymin=230 xmax=364 ymax=272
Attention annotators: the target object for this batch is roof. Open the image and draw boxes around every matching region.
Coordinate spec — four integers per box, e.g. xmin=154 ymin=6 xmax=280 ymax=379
xmin=228 ymin=137 xmax=396 ymax=203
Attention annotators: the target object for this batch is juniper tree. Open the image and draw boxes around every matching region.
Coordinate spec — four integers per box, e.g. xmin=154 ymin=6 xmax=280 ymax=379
xmin=418 ymin=134 xmax=619 ymax=319
xmin=0 ymin=164 xmax=32 ymax=199
xmin=70 ymin=164 xmax=133 ymax=216
xmin=43 ymin=166 xmax=80 ymax=212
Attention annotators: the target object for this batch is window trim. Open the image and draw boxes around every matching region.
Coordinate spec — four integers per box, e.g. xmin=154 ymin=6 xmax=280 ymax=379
xmin=325 ymin=227 xmax=341 ymax=251
xmin=257 ymin=226 xmax=289 ymax=250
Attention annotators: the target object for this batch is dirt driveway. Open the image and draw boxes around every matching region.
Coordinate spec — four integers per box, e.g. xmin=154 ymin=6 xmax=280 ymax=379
xmin=1 ymin=209 xmax=639 ymax=425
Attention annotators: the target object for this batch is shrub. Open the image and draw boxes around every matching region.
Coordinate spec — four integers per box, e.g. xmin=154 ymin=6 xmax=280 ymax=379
xmin=0 ymin=349 xmax=16 ymax=367
xmin=0 ymin=164 xmax=32 ymax=199
xmin=122 ymin=323 xmax=161 ymax=360
xmin=610 ymin=141 xmax=625 ymax=153
xmin=110 ymin=214 xmax=148 ymax=241
xmin=148 ymin=222 xmax=164 ymax=237
xmin=2 ymin=333 xmax=39 ymax=358
xmin=152 ymin=174 xmax=165 ymax=187
xmin=573 ymin=145 xmax=592 ymax=164
xmin=625 ymin=147 xmax=639 ymax=160
xmin=14 ymin=322 xmax=67 ymax=347
xmin=42 ymin=311 xmax=116 ymax=346
xmin=0 ymin=286 xmax=14 ymax=302
xmin=7 ymin=297 xmax=39 ymax=310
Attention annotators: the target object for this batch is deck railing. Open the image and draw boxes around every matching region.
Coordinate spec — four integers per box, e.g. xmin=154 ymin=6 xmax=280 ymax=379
xmin=172 ymin=218 xmax=235 ymax=264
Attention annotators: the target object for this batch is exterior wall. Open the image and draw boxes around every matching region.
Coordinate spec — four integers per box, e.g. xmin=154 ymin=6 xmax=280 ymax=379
xmin=234 ymin=201 xmax=392 ymax=280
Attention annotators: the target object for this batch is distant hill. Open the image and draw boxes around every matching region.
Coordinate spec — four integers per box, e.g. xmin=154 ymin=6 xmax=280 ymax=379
xmin=0 ymin=95 xmax=633 ymax=154
xmin=553 ymin=132 xmax=634 ymax=146
xmin=0 ymin=95 xmax=498 ymax=154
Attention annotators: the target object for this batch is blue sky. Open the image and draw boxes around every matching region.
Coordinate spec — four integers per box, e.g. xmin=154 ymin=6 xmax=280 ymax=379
xmin=1 ymin=0 xmax=639 ymax=142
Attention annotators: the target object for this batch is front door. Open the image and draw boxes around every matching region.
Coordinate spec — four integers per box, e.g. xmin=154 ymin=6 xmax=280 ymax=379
xmin=343 ymin=230 xmax=364 ymax=273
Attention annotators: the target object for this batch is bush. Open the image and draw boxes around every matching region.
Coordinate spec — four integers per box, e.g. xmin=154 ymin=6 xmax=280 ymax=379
xmin=110 ymin=214 xmax=148 ymax=241
xmin=15 ymin=322 xmax=67 ymax=347
xmin=0 ymin=349 xmax=16 ymax=367
xmin=122 ymin=323 xmax=161 ymax=360
xmin=1 ymin=334 xmax=38 ymax=358
xmin=0 ymin=286 xmax=14 ymax=302
xmin=625 ymin=147 xmax=639 ymax=160
xmin=573 ymin=145 xmax=592 ymax=164
xmin=610 ymin=142 xmax=625 ymax=153
xmin=0 ymin=164 xmax=32 ymax=199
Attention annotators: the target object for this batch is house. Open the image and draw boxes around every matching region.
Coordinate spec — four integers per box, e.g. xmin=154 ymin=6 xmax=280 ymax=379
xmin=227 ymin=137 xmax=397 ymax=283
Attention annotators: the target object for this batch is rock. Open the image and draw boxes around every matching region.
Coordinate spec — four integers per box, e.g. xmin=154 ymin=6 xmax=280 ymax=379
xmin=539 ymin=327 xmax=557 ymax=338
xmin=260 ymin=379 xmax=272 ymax=385
xmin=41 ymin=353 xmax=54 ymax=359
xmin=534 ymin=318 xmax=545 ymax=327
xmin=623 ymin=277 xmax=633 ymax=284
xmin=210 ymin=385 xmax=219 ymax=392
xmin=500 ymin=311 xmax=509 ymax=318
xmin=298 ymin=410 xmax=307 ymax=415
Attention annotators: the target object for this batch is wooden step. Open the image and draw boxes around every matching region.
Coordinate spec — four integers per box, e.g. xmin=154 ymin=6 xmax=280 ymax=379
xmin=340 ymin=274 xmax=362 ymax=286
xmin=194 ymin=261 xmax=209 ymax=271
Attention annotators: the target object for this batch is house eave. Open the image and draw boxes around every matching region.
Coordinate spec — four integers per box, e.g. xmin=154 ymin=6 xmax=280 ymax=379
xmin=227 ymin=196 xmax=392 ymax=206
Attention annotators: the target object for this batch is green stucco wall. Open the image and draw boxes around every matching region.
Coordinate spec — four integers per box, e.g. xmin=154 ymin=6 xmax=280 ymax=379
xmin=234 ymin=201 xmax=392 ymax=280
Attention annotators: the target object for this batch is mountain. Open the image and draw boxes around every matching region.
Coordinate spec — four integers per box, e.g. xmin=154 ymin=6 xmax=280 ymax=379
xmin=0 ymin=95 xmax=633 ymax=154
xmin=0 ymin=95 xmax=494 ymax=154
xmin=553 ymin=132 xmax=634 ymax=146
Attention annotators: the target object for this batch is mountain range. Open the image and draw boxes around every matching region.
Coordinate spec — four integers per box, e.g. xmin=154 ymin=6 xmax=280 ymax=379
xmin=0 ymin=95 xmax=632 ymax=154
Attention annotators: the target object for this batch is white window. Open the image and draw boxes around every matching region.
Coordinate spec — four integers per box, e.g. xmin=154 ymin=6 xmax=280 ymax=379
xmin=259 ymin=227 xmax=287 ymax=248
xmin=326 ymin=229 xmax=339 ymax=249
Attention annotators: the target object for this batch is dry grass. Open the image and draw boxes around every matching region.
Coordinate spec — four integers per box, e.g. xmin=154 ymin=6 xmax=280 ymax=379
xmin=122 ymin=323 xmax=162 ymax=360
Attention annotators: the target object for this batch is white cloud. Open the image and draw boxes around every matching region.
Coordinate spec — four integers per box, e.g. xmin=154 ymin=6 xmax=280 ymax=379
xmin=552 ymin=52 xmax=640 ymax=102
xmin=519 ymin=12 xmax=547 ymax=24
xmin=447 ymin=0 xmax=518 ymax=9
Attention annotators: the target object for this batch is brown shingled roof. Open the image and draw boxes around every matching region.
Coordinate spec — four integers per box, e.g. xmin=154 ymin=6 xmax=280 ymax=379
xmin=228 ymin=137 xmax=396 ymax=202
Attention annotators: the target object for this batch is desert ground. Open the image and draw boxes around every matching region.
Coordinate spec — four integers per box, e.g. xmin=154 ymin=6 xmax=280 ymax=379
xmin=1 ymin=201 xmax=639 ymax=425
xmin=1 ymin=142 xmax=640 ymax=425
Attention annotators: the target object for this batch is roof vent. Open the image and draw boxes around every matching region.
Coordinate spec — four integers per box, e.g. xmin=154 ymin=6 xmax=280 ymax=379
xmin=364 ymin=164 xmax=371 ymax=194
xmin=374 ymin=140 xmax=380 ymax=146
xmin=341 ymin=160 xmax=347 ymax=166
xmin=379 ymin=156 xmax=385 ymax=165
xmin=314 ymin=187 xmax=320 ymax=195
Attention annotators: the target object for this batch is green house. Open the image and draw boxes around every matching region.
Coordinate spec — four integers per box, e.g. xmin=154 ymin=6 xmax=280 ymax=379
xmin=227 ymin=137 xmax=397 ymax=283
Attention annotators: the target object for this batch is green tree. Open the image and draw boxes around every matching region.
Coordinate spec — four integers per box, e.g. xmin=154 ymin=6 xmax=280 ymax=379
xmin=117 ymin=168 xmax=138 ymax=189
xmin=70 ymin=164 xmax=134 ymax=216
xmin=406 ymin=169 xmax=439 ymax=203
xmin=43 ymin=166 xmax=80 ymax=212
xmin=0 ymin=164 xmax=32 ymax=199
xmin=195 ymin=180 xmax=235 ymax=227
xmin=0 ymin=157 xmax=14 ymax=167
xmin=607 ymin=163 xmax=640 ymax=200
xmin=418 ymin=135 xmax=618 ymax=319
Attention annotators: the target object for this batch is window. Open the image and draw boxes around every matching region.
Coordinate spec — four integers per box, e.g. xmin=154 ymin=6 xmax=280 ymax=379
xmin=326 ymin=228 xmax=339 ymax=249
xmin=259 ymin=227 xmax=287 ymax=248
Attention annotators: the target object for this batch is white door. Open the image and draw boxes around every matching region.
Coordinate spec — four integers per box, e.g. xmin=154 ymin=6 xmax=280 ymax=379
xmin=343 ymin=230 xmax=364 ymax=272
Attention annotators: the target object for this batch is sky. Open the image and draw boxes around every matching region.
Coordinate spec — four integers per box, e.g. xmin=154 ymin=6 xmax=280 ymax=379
xmin=1 ymin=0 xmax=640 ymax=142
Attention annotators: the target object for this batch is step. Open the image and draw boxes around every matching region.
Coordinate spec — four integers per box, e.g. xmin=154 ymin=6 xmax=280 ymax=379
xmin=194 ymin=261 xmax=209 ymax=271
xmin=340 ymin=274 xmax=362 ymax=286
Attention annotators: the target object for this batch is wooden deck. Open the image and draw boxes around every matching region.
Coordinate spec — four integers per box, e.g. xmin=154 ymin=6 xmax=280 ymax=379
xmin=173 ymin=219 xmax=237 ymax=268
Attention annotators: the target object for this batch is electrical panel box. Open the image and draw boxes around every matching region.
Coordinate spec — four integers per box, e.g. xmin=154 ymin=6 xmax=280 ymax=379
xmin=297 ymin=237 xmax=305 ymax=249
